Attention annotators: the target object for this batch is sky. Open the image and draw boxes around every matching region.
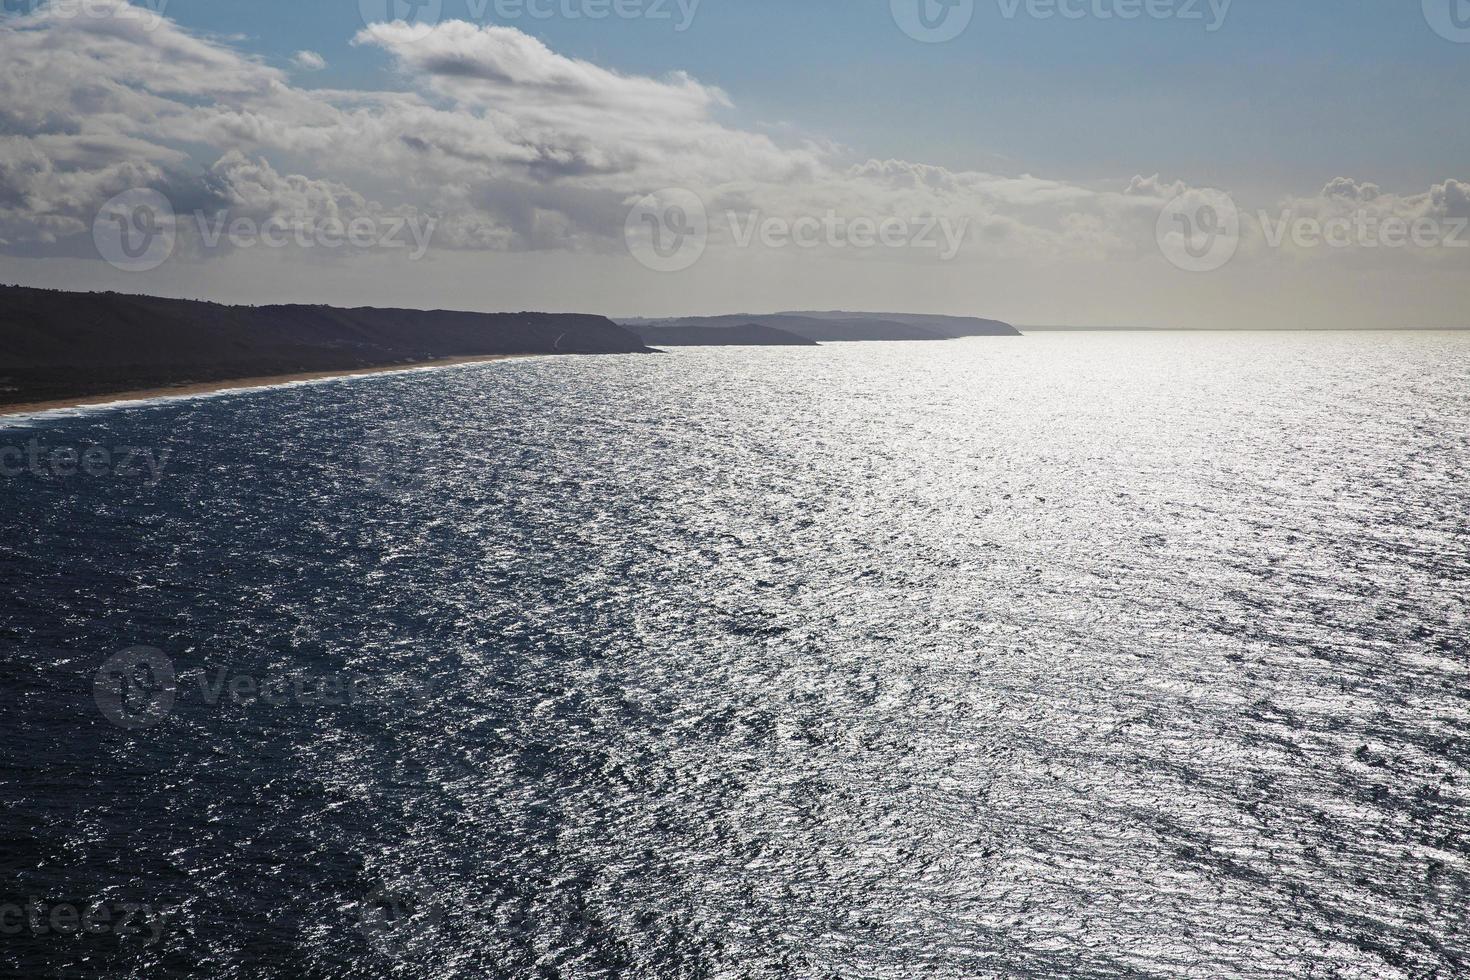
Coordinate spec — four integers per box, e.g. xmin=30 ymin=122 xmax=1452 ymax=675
xmin=0 ymin=0 xmax=1467 ymax=327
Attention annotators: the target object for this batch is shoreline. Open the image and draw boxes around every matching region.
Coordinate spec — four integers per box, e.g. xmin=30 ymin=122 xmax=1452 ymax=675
xmin=0 ymin=354 xmax=538 ymax=419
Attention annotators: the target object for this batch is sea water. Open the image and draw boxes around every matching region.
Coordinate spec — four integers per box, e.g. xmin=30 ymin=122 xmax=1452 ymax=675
xmin=2 ymin=332 xmax=1466 ymax=977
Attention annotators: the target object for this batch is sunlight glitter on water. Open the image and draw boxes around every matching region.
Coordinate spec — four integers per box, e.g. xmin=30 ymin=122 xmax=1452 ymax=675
xmin=2 ymin=333 xmax=1467 ymax=977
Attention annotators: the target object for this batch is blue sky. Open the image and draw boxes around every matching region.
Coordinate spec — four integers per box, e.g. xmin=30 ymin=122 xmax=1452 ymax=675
xmin=165 ymin=0 xmax=1469 ymax=194
xmin=1 ymin=0 xmax=1467 ymax=327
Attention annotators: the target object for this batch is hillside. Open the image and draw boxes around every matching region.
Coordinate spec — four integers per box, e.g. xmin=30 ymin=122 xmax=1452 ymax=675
xmin=618 ymin=311 xmax=1019 ymax=343
xmin=0 ymin=285 xmax=652 ymax=406
xmin=634 ymin=323 xmax=818 ymax=347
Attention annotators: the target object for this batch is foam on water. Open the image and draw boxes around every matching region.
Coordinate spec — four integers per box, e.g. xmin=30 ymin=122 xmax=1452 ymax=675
xmin=0 ymin=356 xmax=547 ymax=429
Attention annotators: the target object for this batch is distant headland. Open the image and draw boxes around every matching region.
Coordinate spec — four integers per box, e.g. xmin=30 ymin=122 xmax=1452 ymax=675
xmin=619 ymin=311 xmax=1020 ymax=343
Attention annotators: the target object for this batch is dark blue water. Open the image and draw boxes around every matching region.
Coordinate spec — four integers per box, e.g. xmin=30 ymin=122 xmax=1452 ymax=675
xmin=2 ymin=334 xmax=1467 ymax=977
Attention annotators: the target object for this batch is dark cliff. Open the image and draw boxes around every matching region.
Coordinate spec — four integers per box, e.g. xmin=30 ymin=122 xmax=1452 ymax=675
xmin=0 ymin=285 xmax=653 ymax=406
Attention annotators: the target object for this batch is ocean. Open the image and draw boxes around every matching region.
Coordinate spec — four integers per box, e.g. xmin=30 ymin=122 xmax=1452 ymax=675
xmin=2 ymin=332 xmax=1466 ymax=977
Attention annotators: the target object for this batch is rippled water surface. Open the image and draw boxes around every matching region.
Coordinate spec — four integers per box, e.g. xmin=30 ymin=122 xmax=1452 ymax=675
xmin=2 ymin=333 xmax=1468 ymax=978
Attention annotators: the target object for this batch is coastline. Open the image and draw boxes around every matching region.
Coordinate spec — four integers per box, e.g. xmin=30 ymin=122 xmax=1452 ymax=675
xmin=0 ymin=354 xmax=538 ymax=419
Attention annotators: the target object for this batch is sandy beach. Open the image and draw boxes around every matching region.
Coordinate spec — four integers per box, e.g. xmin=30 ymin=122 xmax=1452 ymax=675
xmin=0 ymin=354 xmax=537 ymax=418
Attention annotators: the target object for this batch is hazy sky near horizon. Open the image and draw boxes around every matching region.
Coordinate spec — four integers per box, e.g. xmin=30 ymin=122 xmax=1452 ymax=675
xmin=1 ymin=0 xmax=1467 ymax=327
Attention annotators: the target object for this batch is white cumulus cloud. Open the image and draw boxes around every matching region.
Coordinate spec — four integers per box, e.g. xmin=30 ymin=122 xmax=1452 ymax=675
xmin=292 ymin=50 xmax=327 ymax=71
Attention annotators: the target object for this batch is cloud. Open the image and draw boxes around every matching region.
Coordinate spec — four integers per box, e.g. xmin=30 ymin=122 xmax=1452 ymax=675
xmin=1275 ymin=178 xmax=1470 ymax=227
xmin=292 ymin=50 xmax=326 ymax=71
xmin=0 ymin=0 xmax=1462 ymax=276
xmin=1431 ymin=179 xmax=1470 ymax=219
xmin=1124 ymin=174 xmax=1186 ymax=200
xmin=1321 ymin=177 xmax=1380 ymax=202
xmin=353 ymin=21 xmax=726 ymax=120
xmin=349 ymin=18 xmax=816 ymax=191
